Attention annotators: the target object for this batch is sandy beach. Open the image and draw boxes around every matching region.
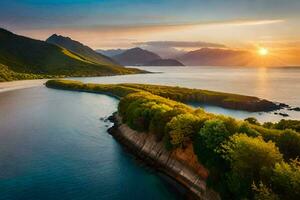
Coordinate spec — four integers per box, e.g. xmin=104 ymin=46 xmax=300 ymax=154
xmin=0 ymin=79 xmax=48 ymax=93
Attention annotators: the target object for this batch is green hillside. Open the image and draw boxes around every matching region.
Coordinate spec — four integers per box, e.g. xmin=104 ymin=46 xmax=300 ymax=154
xmin=0 ymin=28 xmax=144 ymax=81
xmin=0 ymin=63 xmax=51 ymax=82
xmin=46 ymin=34 xmax=120 ymax=66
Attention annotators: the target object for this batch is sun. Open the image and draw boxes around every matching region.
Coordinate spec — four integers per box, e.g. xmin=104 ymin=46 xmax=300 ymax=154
xmin=258 ymin=47 xmax=269 ymax=56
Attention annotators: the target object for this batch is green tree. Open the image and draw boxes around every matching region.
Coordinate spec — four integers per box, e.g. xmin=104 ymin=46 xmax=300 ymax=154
xmin=271 ymin=159 xmax=300 ymax=199
xmin=167 ymin=113 xmax=204 ymax=148
xmin=199 ymin=119 xmax=232 ymax=151
xmin=244 ymin=117 xmax=260 ymax=125
xmin=238 ymin=122 xmax=260 ymax=137
xmin=277 ymin=129 xmax=300 ymax=159
xmin=221 ymin=134 xmax=283 ymax=198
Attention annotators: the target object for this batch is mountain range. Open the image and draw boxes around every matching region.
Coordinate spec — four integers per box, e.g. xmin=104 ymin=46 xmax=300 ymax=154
xmin=0 ymin=26 xmax=259 ymax=82
xmin=0 ymin=28 xmax=143 ymax=81
xmin=100 ymin=47 xmax=254 ymax=67
xmin=112 ymin=48 xmax=161 ymax=66
xmin=178 ymin=48 xmax=253 ymax=66
xmin=96 ymin=49 xmax=126 ymax=57
xmin=107 ymin=47 xmax=184 ymax=66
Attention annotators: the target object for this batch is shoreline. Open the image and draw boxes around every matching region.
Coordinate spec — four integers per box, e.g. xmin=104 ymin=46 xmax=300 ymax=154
xmin=0 ymin=79 xmax=48 ymax=93
xmin=107 ymin=113 xmax=220 ymax=200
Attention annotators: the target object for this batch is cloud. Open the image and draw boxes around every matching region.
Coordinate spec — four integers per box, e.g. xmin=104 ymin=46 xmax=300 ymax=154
xmin=134 ymin=41 xmax=226 ymax=48
xmin=212 ymin=19 xmax=285 ymax=26
xmin=11 ymin=18 xmax=286 ymax=49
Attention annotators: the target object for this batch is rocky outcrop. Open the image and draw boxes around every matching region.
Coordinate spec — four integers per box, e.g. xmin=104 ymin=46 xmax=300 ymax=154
xmin=108 ymin=114 xmax=220 ymax=200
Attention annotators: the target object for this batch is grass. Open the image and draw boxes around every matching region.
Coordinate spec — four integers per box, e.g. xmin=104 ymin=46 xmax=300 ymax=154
xmin=0 ymin=63 xmax=55 ymax=82
xmin=45 ymin=79 xmax=281 ymax=112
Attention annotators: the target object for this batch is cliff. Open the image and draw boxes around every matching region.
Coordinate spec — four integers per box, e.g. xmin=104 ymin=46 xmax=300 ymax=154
xmin=108 ymin=114 xmax=220 ymax=200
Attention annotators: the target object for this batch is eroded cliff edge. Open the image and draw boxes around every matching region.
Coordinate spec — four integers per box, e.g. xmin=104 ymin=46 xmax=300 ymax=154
xmin=107 ymin=113 xmax=220 ymax=200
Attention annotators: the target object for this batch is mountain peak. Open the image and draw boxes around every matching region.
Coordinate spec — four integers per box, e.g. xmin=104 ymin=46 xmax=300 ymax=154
xmin=47 ymin=34 xmax=73 ymax=44
xmin=113 ymin=47 xmax=161 ymax=66
xmin=46 ymin=34 xmax=119 ymax=66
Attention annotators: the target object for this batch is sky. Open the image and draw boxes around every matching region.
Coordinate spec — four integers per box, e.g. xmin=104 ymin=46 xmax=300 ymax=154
xmin=1 ymin=0 xmax=300 ymax=65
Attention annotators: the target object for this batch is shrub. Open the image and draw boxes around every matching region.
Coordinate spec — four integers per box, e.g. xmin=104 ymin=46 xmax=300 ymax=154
xmin=238 ymin=122 xmax=260 ymax=137
xmin=245 ymin=117 xmax=261 ymax=125
xmin=252 ymin=182 xmax=279 ymax=200
xmin=277 ymin=129 xmax=300 ymax=160
xmin=274 ymin=119 xmax=300 ymax=132
xmin=271 ymin=159 xmax=300 ymax=199
xmin=221 ymin=134 xmax=283 ymax=198
xmin=167 ymin=113 xmax=205 ymax=148
xmin=199 ymin=119 xmax=232 ymax=152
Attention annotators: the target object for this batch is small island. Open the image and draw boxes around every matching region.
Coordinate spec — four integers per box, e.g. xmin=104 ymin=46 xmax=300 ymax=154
xmin=45 ymin=79 xmax=284 ymax=112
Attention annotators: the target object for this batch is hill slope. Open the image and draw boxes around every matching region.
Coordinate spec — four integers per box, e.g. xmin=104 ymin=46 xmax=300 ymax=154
xmin=46 ymin=34 xmax=119 ymax=66
xmin=112 ymin=48 xmax=161 ymax=66
xmin=0 ymin=28 xmax=143 ymax=81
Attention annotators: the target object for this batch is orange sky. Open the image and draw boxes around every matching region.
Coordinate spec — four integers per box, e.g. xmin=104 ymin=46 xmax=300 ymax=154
xmin=1 ymin=0 xmax=300 ymax=66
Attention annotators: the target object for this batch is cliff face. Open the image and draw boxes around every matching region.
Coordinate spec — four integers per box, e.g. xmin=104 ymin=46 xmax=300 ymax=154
xmin=108 ymin=114 xmax=220 ymax=200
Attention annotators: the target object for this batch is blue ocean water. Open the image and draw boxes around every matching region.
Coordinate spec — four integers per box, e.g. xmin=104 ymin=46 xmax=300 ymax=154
xmin=0 ymin=88 xmax=182 ymax=200
xmin=0 ymin=66 xmax=299 ymax=199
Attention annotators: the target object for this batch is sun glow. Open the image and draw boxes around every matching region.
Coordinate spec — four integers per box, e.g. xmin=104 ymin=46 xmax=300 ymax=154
xmin=258 ymin=47 xmax=269 ymax=56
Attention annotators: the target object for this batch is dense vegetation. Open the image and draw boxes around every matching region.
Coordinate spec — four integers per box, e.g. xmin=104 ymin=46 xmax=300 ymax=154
xmin=45 ymin=80 xmax=281 ymax=112
xmin=0 ymin=63 xmax=53 ymax=81
xmin=262 ymin=119 xmax=300 ymax=132
xmin=0 ymin=28 xmax=145 ymax=81
xmin=46 ymin=79 xmax=300 ymax=199
xmin=118 ymin=92 xmax=300 ymax=200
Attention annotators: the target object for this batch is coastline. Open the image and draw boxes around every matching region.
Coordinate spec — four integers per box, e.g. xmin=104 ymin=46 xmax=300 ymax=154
xmin=107 ymin=113 xmax=220 ymax=200
xmin=0 ymin=79 xmax=48 ymax=93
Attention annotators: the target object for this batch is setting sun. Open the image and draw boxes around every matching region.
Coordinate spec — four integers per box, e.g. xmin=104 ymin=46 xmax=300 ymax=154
xmin=258 ymin=47 xmax=269 ymax=56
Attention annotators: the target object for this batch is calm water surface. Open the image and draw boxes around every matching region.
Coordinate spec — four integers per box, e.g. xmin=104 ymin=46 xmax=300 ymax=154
xmin=0 ymin=88 xmax=182 ymax=200
xmin=0 ymin=66 xmax=299 ymax=199
xmin=72 ymin=66 xmax=300 ymax=122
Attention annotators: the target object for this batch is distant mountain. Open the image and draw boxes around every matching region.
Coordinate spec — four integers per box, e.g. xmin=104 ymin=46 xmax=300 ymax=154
xmin=0 ymin=28 xmax=143 ymax=81
xmin=143 ymin=47 xmax=187 ymax=59
xmin=178 ymin=48 xmax=252 ymax=66
xmin=112 ymin=48 xmax=161 ymax=66
xmin=143 ymin=59 xmax=184 ymax=66
xmin=96 ymin=49 xmax=126 ymax=57
xmin=46 ymin=34 xmax=119 ymax=66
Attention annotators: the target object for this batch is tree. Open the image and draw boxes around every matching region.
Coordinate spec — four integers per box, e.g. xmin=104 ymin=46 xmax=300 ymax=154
xmin=274 ymin=119 xmax=300 ymax=132
xmin=221 ymin=134 xmax=283 ymax=198
xmin=199 ymin=119 xmax=232 ymax=151
xmin=167 ymin=113 xmax=204 ymax=147
xmin=238 ymin=122 xmax=260 ymax=137
xmin=244 ymin=117 xmax=260 ymax=125
xmin=271 ymin=159 xmax=300 ymax=199
xmin=277 ymin=129 xmax=300 ymax=159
